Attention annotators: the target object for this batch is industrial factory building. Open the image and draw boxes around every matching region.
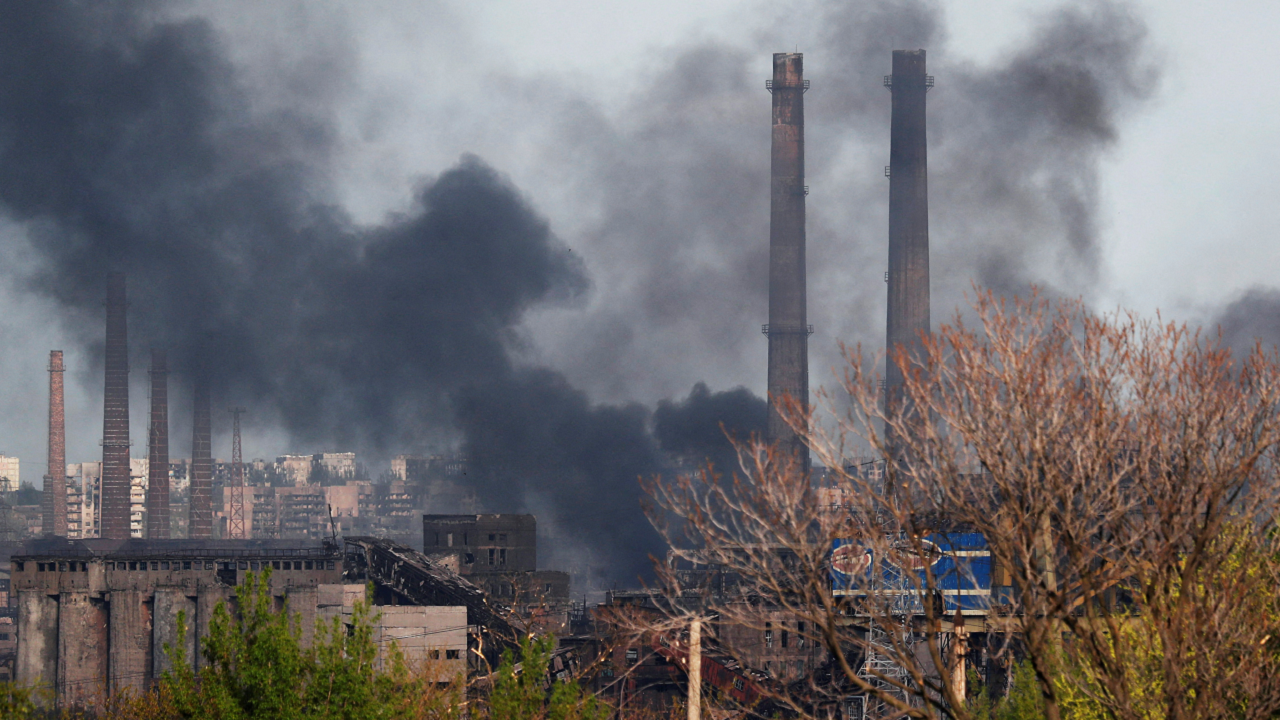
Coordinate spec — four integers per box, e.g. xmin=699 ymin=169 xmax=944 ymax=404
xmin=12 ymin=537 xmax=476 ymax=708
xmin=423 ymin=513 xmax=571 ymax=604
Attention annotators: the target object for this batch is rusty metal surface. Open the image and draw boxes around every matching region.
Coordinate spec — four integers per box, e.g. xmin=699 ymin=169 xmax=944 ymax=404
xmin=765 ymin=53 xmax=810 ymax=470
xmin=100 ymin=274 xmax=131 ymax=540
xmin=885 ymin=50 xmax=931 ymax=410
xmin=44 ymin=351 xmax=67 ymax=537
xmin=344 ymin=536 xmax=522 ymax=663
xmin=146 ymin=350 xmax=169 ymax=539
xmin=188 ymin=382 xmax=213 ymax=539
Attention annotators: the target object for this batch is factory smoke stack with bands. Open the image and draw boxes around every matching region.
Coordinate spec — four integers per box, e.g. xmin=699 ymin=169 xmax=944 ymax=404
xmin=188 ymin=381 xmax=212 ymax=539
xmin=147 ymin=349 xmax=170 ymax=539
xmin=43 ymin=350 xmax=66 ymax=537
xmin=100 ymin=273 xmax=131 ymax=540
xmin=764 ymin=52 xmax=811 ymax=472
xmin=885 ymin=50 xmax=931 ymax=419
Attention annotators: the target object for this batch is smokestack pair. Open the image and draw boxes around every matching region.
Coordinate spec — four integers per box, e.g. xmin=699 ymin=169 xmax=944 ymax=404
xmin=762 ymin=50 xmax=929 ymax=467
xmin=76 ymin=273 xmax=210 ymax=539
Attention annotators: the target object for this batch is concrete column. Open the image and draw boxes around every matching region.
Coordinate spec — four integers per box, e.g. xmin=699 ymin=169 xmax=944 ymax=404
xmin=152 ymin=589 xmax=196 ymax=679
xmin=57 ymin=592 xmax=108 ymax=708
xmin=194 ymin=585 xmax=224 ymax=672
xmin=885 ymin=50 xmax=931 ymax=413
xmin=16 ymin=590 xmax=58 ymax=699
xmin=765 ymin=52 xmax=810 ymax=472
xmin=109 ymin=590 xmax=152 ymax=695
xmin=289 ymin=585 xmax=319 ymax=648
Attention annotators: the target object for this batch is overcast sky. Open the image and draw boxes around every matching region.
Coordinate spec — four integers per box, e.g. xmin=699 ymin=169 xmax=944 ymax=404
xmin=1 ymin=0 xmax=1276 ymax=483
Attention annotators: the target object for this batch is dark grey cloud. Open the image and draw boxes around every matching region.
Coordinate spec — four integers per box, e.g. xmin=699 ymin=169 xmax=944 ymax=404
xmin=1209 ymin=287 xmax=1280 ymax=358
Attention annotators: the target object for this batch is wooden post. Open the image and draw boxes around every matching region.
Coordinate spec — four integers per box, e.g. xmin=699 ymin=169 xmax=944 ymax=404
xmin=688 ymin=617 xmax=702 ymax=720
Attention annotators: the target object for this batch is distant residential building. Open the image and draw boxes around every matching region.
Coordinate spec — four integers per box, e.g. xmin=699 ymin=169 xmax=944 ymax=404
xmin=0 ymin=456 xmax=17 ymax=492
xmin=276 ymin=455 xmax=314 ymax=486
xmin=316 ymin=452 xmax=356 ymax=478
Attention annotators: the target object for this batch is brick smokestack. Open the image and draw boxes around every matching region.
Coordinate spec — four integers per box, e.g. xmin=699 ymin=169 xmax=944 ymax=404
xmin=188 ymin=380 xmax=213 ymax=539
xmin=146 ymin=349 xmax=170 ymax=538
xmin=43 ymin=350 xmax=66 ymax=536
xmin=100 ymin=273 xmax=131 ymax=540
xmin=764 ymin=52 xmax=810 ymax=471
xmin=885 ymin=50 xmax=930 ymax=415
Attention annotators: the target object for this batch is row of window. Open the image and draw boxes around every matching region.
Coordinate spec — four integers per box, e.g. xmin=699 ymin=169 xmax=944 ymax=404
xmin=427 ymin=649 xmax=462 ymax=660
xmin=18 ymin=559 xmax=336 ymax=573
xmin=433 ymin=531 xmax=510 ymax=547
xmin=763 ymin=621 xmax=806 ymax=649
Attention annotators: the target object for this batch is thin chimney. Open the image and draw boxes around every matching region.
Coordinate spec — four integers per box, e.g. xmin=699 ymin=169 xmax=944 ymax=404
xmin=43 ymin=350 xmax=66 ymax=536
xmin=764 ymin=52 xmax=810 ymax=472
xmin=100 ymin=273 xmax=131 ymax=540
xmin=885 ymin=50 xmax=931 ymax=415
xmin=188 ymin=380 xmax=213 ymax=539
xmin=146 ymin=349 xmax=170 ymax=538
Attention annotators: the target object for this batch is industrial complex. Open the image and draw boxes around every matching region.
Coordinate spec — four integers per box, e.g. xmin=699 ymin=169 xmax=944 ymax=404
xmin=0 ymin=48 xmax=979 ymax=719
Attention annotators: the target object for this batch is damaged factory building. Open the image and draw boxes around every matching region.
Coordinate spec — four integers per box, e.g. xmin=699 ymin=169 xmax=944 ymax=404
xmin=11 ymin=534 xmax=541 ymax=708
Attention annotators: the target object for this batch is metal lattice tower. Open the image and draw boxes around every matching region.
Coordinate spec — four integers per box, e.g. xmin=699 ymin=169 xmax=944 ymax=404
xmin=227 ymin=407 xmax=247 ymax=539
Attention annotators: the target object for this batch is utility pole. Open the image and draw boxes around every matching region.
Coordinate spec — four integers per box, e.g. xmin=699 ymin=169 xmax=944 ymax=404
xmin=227 ymin=407 xmax=247 ymax=539
xmin=688 ymin=617 xmax=702 ymax=720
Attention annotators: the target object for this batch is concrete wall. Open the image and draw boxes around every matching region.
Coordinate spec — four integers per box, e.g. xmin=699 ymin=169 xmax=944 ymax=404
xmin=152 ymin=589 xmax=196 ymax=679
xmin=15 ymin=590 xmax=57 ymax=690
xmin=58 ymin=592 xmax=108 ymax=707
xmin=368 ymin=605 xmax=466 ymax=683
xmin=109 ymin=589 xmax=152 ymax=696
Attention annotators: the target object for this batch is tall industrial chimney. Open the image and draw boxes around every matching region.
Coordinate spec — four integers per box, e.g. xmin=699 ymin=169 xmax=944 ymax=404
xmin=43 ymin=350 xmax=66 ymax=536
xmin=100 ymin=273 xmax=131 ymax=540
xmin=146 ymin=349 xmax=170 ymax=539
xmin=189 ymin=381 xmax=213 ymax=539
xmin=764 ymin=52 xmax=811 ymax=471
xmin=885 ymin=50 xmax=931 ymax=415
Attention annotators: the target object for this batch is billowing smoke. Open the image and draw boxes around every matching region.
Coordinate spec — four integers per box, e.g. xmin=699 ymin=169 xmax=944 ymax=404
xmin=654 ymin=383 xmax=768 ymax=477
xmin=1209 ymin=288 xmax=1280 ymax=358
xmin=0 ymin=0 xmax=1157 ymax=583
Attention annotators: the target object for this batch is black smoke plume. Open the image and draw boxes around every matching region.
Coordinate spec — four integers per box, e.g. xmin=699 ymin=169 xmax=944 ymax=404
xmin=0 ymin=0 xmax=1157 ymax=583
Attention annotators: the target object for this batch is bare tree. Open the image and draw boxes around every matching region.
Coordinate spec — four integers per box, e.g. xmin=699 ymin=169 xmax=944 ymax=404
xmin=644 ymin=290 xmax=1280 ymax=720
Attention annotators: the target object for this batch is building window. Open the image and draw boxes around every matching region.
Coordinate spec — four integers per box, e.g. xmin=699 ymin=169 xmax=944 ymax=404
xmin=446 ymin=649 xmax=460 ymax=660
xmin=13 ymin=562 xmax=20 ymax=572
xmin=238 ymin=561 xmax=248 ymax=570
xmin=305 ymin=561 xmax=314 ymax=570
xmin=488 ymin=533 xmax=496 ymax=541
xmin=625 ymin=649 xmax=638 ymax=665
xmin=59 ymin=562 xmax=67 ymax=572
xmin=183 ymin=561 xmax=192 ymax=570
xmin=764 ymin=623 xmax=773 ymax=648
xmin=272 ymin=561 xmax=281 ymax=570
xmin=545 ymin=583 xmax=553 ymax=593
xmin=152 ymin=562 xmax=160 ymax=571
xmin=488 ymin=548 xmax=496 ymax=565
xmin=782 ymin=629 xmax=788 ymax=648
xmin=129 ymin=562 xmax=138 ymax=571
xmin=161 ymin=561 xmax=170 ymax=571
xmin=499 ymin=549 xmax=506 ymax=566
xmin=429 ymin=650 xmax=441 ymax=660
xmin=499 ymin=533 xmax=507 ymax=543
xmin=327 ymin=561 xmax=334 ymax=570
xmin=733 ymin=678 xmax=744 ymax=691
xmin=446 ymin=533 xmax=453 ymax=547
xmin=462 ymin=533 xmax=468 ymax=545
xmin=464 ymin=553 xmax=474 ymax=564
xmin=205 ymin=562 xmax=215 ymax=570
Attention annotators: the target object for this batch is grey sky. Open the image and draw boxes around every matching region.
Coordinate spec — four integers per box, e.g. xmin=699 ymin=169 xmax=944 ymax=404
xmin=0 ymin=0 xmax=1272 ymax=485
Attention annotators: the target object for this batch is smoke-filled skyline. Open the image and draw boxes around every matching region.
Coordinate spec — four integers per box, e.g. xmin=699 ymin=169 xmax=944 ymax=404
xmin=2 ymin=0 xmax=1272 ymax=581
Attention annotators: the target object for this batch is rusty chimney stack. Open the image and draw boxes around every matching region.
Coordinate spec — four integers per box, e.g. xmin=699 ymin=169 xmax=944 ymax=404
xmin=764 ymin=52 xmax=810 ymax=471
xmin=43 ymin=350 xmax=66 ymax=536
xmin=885 ymin=50 xmax=931 ymax=414
xmin=188 ymin=380 xmax=213 ymax=539
xmin=100 ymin=273 xmax=131 ymax=540
xmin=146 ymin=349 xmax=170 ymax=538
